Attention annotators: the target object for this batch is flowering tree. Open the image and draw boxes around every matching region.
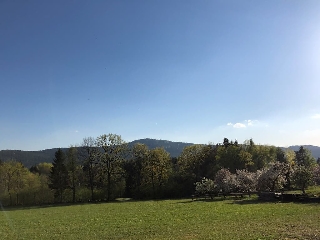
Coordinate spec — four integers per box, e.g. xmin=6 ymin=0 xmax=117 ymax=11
xmin=236 ymin=169 xmax=257 ymax=196
xmin=257 ymin=162 xmax=289 ymax=192
xmin=314 ymin=165 xmax=320 ymax=186
xmin=214 ymin=169 xmax=237 ymax=195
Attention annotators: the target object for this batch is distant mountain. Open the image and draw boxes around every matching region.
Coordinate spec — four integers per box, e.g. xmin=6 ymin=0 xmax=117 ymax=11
xmin=0 ymin=139 xmax=319 ymax=168
xmin=0 ymin=148 xmax=67 ymax=168
xmin=0 ymin=139 xmax=193 ymax=168
xmin=287 ymin=145 xmax=320 ymax=160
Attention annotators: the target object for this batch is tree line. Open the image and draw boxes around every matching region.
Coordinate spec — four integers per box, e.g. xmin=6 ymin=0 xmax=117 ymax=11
xmin=0 ymin=134 xmax=319 ymax=206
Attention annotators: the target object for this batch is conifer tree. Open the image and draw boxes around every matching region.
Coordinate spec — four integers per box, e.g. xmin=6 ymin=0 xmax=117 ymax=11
xmin=49 ymin=149 xmax=68 ymax=203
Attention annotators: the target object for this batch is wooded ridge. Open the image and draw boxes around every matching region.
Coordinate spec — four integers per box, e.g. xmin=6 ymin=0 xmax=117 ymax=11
xmin=0 ymin=139 xmax=319 ymax=168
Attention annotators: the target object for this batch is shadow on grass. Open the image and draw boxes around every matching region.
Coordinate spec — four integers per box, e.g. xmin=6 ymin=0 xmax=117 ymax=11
xmin=174 ymin=196 xmax=257 ymax=204
xmin=0 ymin=197 xmax=195 ymax=211
xmin=2 ymin=196 xmax=319 ymax=211
xmin=175 ymin=196 xmax=320 ymax=205
xmin=175 ymin=198 xmax=226 ymax=204
xmin=0 ymin=197 xmax=165 ymax=212
xmin=229 ymin=197 xmax=320 ymax=205
xmin=228 ymin=199 xmax=275 ymax=205
xmin=0 ymin=201 xmax=110 ymax=212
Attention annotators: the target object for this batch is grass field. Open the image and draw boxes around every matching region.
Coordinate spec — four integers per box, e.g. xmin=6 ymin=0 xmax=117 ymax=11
xmin=0 ymin=196 xmax=320 ymax=240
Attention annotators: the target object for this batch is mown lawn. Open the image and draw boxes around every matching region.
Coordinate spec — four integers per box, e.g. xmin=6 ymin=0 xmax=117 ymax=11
xmin=0 ymin=196 xmax=319 ymax=240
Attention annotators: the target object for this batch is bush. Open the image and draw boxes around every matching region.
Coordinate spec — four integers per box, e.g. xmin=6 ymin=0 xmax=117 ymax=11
xmin=195 ymin=177 xmax=215 ymax=195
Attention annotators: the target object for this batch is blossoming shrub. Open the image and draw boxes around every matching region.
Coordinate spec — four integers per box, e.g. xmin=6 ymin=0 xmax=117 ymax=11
xmin=195 ymin=177 xmax=215 ymax=195
xmin=313 ymin=165 xmax=320 ymax=186
xmin=236 ymin=169 xmax=257 ymax=195
xmin=256 ymin=162 xmax=289 ymax=192
xmin=214 ymin=169 xmax=237 ymax=195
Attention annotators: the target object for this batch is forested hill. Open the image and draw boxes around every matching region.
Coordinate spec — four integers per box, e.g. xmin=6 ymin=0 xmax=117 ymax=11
xmin=0 ymin=139 xmax=319 ymax=168
xmin=287 ymin=145 xmax=320 ymax=160
xmin=128 ymin=138 xmax=193 ymax=158
xmin=0 ymin=139 xmax=193 ymax=168
xmin=0 ymin=148 xmax=68 ymax=168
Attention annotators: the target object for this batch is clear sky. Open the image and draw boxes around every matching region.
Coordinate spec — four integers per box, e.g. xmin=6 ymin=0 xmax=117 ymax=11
xmin=1 ymin=0 xmax=320 ymax=150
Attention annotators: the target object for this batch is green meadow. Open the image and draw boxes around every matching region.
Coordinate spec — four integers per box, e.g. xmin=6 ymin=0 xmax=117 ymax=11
xmin=0 ymin=196 xmax=319 ymax=240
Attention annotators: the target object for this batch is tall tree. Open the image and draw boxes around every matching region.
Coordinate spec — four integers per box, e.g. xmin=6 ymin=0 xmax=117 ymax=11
xmin=292 ymin=146 xmax=316 ymax=193
xmin=49 ymin=149 xmax=68 ymax=203
xmin=216 ymin=144 xmax=242 ymax=173
xmin=223 ymin=138 xmax=230 ymax=148
xmin=238 ymin=150 xmax=254 ymax=170
xmin=0 ymin=160 xmax=28 ymax=205
xmin=66 ymin=146 xmax=80 ymax=203
xmin=81 ymin=137 xmax=98 ymax=201
xmin=143 ymin=147 xmax=171 ymax=198
xmin=24 ymin=171 xmax=41 ymax=205
xmin=125 ymin=143 xmax=149 ymax=199
xmin=276 ymin=147 xmax=286 ymax=163
xmin=178 ymin=145 xmax=206 ymax=182
xmin=292 ymin=165 xmax=313 ymax=194
xmin=199 ymin=144 xmax=218 ymax=180
xmin=96 ymin=134 xmax=128 ymax=201
xmin=294 ymin=146 xmax=316 ymax=168
xmin=285 ymin=149 xmax=296 ymax=164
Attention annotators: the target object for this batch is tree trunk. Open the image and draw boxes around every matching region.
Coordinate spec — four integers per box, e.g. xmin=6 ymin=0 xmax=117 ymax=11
xmin=137 ymin=175 xmax=141 ymax=199
xmin=89 ymin=163 xmax=94 ymax=201
xmin=91 ymin=184 xmax=94 ymax=202
xmin=302 ymin=183 xmax=306 ymax=194
xmin=151 ymin=173 xmax=155 ymax=199
xmin=60 ymin=189 xmax=63 ymax=203
xmin=73 ymin=187 xmax=75 ymax=203
xmin=107 ymin=171 xmax=111 ymax=201
xmin=72 ymin=173 xmax=76 ymax=203
xmin=9 ymin=193 xmax=12 ymax=206
xmin=8 ymin=184 xmax=12 ymax=206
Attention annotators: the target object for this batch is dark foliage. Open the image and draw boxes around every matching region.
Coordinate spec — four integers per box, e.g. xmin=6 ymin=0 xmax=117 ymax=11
xmin=49 ymin=149 xmax=68 ymax=203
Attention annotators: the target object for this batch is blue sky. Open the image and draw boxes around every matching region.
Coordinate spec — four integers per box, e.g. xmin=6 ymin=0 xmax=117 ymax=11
xmin=1 ymin=0 xmax=320 ymax=150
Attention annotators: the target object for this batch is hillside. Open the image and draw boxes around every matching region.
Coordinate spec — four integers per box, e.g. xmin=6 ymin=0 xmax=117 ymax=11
xmin=0 ymin=148 xmax=67 ymax=168
xmin=128 ymin=138 xmax=193 ymax=158
xmin=287 ymin=145 xmax=320 ymax=160
xmin=0 ymin=139 xmax=319 ymax=168
xmin=0 ymin=139 xmax=193 ymax=168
